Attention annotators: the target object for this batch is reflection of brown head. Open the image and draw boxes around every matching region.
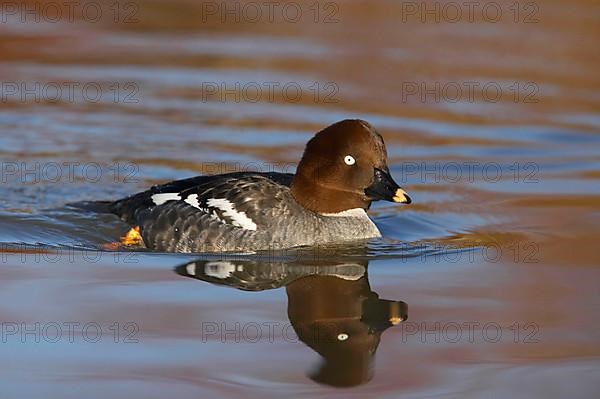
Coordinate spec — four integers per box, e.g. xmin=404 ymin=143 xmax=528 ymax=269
xmin=286 ymin=272 xmax=408 ymax=387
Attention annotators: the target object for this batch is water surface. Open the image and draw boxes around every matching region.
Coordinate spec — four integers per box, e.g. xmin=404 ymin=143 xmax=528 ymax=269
xmin=0 ymin=0 xmax=599 ymax=397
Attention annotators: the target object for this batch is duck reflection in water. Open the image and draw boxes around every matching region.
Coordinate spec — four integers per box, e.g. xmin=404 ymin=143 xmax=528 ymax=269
xmin=175 ymin=256 xmax=407 ymax=387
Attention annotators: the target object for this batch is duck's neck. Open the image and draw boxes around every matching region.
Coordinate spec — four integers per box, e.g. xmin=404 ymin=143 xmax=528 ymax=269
xmin=290 ymin=173 xmax=371 ymax=214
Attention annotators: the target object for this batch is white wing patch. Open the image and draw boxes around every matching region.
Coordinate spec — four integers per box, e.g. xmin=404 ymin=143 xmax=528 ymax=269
xmin=206 ymin=198 xmax=258 ymax=231
xmin=184 ymin=194 xmax=200 ymax=208
xmin=152 ymin=193 xmax=257 ymax=231
xmin=151 ymin=193 xmax=181 ymax=205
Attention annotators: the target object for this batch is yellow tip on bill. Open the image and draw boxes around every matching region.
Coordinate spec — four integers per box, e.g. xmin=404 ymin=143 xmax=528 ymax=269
xmin=392 ymin=188 xmax=411 ymax=204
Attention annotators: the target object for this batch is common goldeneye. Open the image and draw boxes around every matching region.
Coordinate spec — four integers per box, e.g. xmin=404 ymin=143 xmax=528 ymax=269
xmin=107 ymin=119 xmax=411 ymax=252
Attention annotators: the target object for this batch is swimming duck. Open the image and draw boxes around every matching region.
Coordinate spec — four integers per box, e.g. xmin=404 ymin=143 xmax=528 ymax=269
xmin=107 ymin=119 xmax=411 ymax=252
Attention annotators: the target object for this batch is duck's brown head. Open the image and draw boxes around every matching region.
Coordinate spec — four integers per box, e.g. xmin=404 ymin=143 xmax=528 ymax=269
xmin=291 ymin=119 xmax=411 ymax=214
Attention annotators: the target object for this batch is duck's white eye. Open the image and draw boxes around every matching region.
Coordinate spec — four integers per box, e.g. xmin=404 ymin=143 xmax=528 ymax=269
xmin=337 ymin=333 xmax=349 ymax=341
xmin=344 ymin=155 xmax=355 ymax=166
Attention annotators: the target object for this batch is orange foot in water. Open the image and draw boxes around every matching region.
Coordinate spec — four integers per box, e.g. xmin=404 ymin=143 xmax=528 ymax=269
xmin=102 ymin=226 xmax=142 ymax=250
xmin=121 ymin=226 xmax=142 ymax=246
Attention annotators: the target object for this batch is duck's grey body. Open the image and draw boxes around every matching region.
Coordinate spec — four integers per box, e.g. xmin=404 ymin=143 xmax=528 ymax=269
xmin=104 ymin=119 xmax=412 ymax=253
xmin=109 ymin=172 xmax=381 ymax=253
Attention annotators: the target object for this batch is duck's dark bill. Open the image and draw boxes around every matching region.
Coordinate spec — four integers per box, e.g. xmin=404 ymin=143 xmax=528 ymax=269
xmin=365 ymin=168 xmax=412 ymax=204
